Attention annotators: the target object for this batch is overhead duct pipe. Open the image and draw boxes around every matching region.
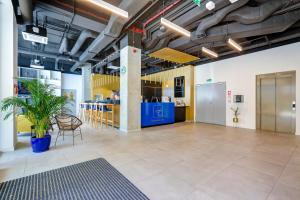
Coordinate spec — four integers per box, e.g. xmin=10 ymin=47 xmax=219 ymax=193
xmin=18 ymin=0 xmax=33 ymax=24
xmin=168 ymin=9 xmax=300 ymax=50
xmin=144 ymin=0 xmax=231 ymax=50
xmin=224 ymin=0 xmax=298 ymax=25
xmin=70 ymin=0 xmax=152 ymax=72
xmin=59 ymin=37 xmax=68 ymax=54
xmin=194 ymin=0 xmax=250 ymax=38
xmin=18 ymin=48 xmax=77 ymax=61
xmin=70 ymin=30 xmax=98 ymax=56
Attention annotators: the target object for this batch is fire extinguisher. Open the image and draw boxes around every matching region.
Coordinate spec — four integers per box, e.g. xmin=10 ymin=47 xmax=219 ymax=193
xmin=14 ymin=83 xmax=18 ymax=95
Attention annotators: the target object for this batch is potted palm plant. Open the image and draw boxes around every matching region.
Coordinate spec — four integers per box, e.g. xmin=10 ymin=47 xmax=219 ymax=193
xmin=0 ymin=80 xmax=67 ymax=153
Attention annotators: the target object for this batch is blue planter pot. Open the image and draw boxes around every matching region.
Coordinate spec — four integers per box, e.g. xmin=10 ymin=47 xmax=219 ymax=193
xmin=31 ymin=134 xmax=51 ymax=153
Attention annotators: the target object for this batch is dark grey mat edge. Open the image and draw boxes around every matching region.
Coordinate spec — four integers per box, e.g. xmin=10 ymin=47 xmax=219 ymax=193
xmin=0 ymin=158 xmax=149 ymax=200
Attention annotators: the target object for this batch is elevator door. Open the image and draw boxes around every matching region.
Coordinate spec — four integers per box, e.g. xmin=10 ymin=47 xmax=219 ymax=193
xmin=276 ymin=73 xmax=295 ymax=133
xmin=196 ymin=82 xmax=226 ymax=126
xmin=256 ymin=71 xmax=296 ymax=134
xmin=260 ymin=77 xmax=276 ymax=131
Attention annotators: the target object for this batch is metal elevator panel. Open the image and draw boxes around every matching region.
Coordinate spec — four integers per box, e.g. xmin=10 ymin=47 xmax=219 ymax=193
xmin=256 ymin=71 xmax=296 ymax=134
xmin=196 ymin=84 xmax=213 ymax=123
xmin=276 ymin=72 xmax=296 ymax=133
xmin=260 ymin=76 xmax=276 ymax=132
xmin=196 ymin=82 xmax=226 ymax=126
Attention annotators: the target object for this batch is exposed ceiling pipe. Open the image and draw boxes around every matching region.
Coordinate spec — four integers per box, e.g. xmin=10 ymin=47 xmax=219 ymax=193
xmin=59 ymin=37 xmax=68 ymax=54
xmin=69 ymin=30 xmax=97 ymax=56
xmin=143 ymin=1 xmax=195 ymax=43
xmin=144 ymin=0 xmax=231 ymax=50
xmin=168 ymin=9 xmax=300 ymax=50
xmin=224 ymin=0 xmax=298 ymax=25
xmin=191 ymin=31 xmax=300 ymax=66
xmin=18 ymin=0 xmax=33 ymax=24
xmin=35 ymin=2 xmax=106 ymax=33
xmin=143 ymin=0 xmax=182 ymax=28
xmin=18 ymin=48 xmax=77 ymax=62
xmin=70 ymin=0 xmax=152 ymax=72
xmin=94 ymin=52 xmax=120 ymax=70
xmin=194 ymin=0 xmax=250 ymax=38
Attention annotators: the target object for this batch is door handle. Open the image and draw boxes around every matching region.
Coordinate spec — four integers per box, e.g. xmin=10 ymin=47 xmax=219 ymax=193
xmin=292 ymin=101 xmax=296 ymax=111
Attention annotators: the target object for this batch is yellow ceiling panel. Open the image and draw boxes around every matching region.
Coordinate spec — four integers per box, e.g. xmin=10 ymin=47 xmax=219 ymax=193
xmin=148 ymin=48 xmax=199 ymax=64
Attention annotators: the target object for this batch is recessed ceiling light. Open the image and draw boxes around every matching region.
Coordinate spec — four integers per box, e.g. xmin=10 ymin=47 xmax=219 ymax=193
xmin=161 ymin=18 xmax=191 ymax=37
xmin=202 ymin=47 xmax=218 ymax=58
xmin=206 ymin=1 xmax=215 ymax=11
xmin=227 ymin=38 xmax=243 ymax=51
xmin=87 ymin=0 xmax=128 ymax=18
xmin=30 ymin=64 xmax=44 ymax=69
xmin=107 ymin=65 xmax=120 ymax=70
xmin=229 ymin=0 xmax=239 ymax=3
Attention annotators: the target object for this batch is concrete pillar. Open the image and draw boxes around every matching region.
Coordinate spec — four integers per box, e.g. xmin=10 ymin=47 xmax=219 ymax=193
xmin=0 ymin=0 xmax=18 ymax=151
xmin=120 ymin=46 xmax=141 ymax=132
xmin=81 ymin=63 xmax=92 ymax=101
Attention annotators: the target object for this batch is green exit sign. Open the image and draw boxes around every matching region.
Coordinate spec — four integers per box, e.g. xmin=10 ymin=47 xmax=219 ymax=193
xmin=193 ymin=0 xmax=201 ymax=6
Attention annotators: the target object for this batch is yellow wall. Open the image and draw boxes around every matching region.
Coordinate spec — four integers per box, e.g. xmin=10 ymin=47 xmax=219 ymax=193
xmin=91 ymin=74 xmax=120 ymax=100
xmin=142 ymin=65 xmax=195 ymax=121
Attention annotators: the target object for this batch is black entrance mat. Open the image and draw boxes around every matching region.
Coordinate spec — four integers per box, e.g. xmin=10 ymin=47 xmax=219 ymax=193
xmin=0 ymin=158 xmax=149 ymax=200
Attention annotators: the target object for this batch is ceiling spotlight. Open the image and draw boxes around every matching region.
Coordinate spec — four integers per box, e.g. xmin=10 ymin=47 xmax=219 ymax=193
xmin=202 ymin=47 xmax=218 ymax=58
xmin=87 ymin=0 xmax=128 ymax=18
xmin=206 ymin=1 xmax=215 ymax=11
xmin=229 ymin=0 xmax=239 ymax=3
xmin=161 ymin=18 xmax=191 ymax=37
xmin=30 ymin=59 xmax=44 ymax=69
xmin=227 ymin=38 xmax=243 ymax=51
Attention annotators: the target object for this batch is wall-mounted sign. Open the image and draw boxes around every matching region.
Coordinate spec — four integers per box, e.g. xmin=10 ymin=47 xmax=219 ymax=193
xmin=227 ymin=90 xmax=232 ymax=103
xmin=193 ymin=0 xmax=201 ymax=7
xmin=120 ymin=66 xmax=126 ymax=74
xmin=206 ymin=78 xmax=212 ymax=83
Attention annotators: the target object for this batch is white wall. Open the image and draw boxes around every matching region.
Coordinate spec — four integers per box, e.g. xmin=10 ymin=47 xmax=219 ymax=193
xmin=61 ymin=73 xmax=83 ymax=115
xmin=0 ymin=0 xmax=18 ymax=152
xmin=195 ymin=42 xmax=300 ymax=135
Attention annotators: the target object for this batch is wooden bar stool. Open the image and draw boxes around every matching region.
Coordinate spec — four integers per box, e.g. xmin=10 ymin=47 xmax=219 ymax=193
xmin=91 ymin=103 xmax=99 ymax=128
xmin=79 ymin=103 xmax=86 ymax=121
xmin=103 ymin=104 xmax=114 ymax=128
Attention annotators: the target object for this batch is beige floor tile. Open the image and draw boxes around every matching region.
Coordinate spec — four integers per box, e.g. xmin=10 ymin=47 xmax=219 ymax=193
xmin=267 ymin=183 xmax=300 ymax=200
xmin=1 ymin=122 xmax=300 ymax=200
xmin=235 ymin=157 xmax=284 ymax=177
xmin=137 ymin=171 xmax=195 ymax=200
xmin=278 ymin=164 xmax=300 ymax=189
xmin=199 ymin=164 xmax=276 ymax=200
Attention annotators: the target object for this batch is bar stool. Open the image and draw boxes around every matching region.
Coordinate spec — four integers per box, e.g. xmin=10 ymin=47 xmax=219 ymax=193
xmin=102 ymin=104 xmax=114 ymax=128
xmin=79 ymin=103 xmax=86 ymax=121
xmin=91 ymin=103 xmax=99 ymax=128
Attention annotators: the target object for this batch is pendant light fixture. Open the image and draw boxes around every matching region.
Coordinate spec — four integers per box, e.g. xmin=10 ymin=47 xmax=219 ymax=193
xmin=227 ymin=38 xmax=243 ymax=52
xmin=161 ymin=18 xmax=191 ymax=37
xmin=87 ymin=0 xmax=128 ymax=18
xmin=202 ymin=47 xmax=218 ymax=58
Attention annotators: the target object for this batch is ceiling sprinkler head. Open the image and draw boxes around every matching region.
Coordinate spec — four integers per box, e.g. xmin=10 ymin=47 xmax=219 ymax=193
xmin=160 ymin=25 xmax=166 ymax=32
xmin=206 ymin=1 xmax=215 ymax=11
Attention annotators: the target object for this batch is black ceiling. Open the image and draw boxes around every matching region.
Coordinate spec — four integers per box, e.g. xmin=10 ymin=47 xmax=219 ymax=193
xmin=14 ymin=0 xmax=300 ymax=75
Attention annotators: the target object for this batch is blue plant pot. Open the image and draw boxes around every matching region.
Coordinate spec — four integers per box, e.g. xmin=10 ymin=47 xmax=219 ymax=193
xmin=31 ymin=134 xmax=51 ymax=153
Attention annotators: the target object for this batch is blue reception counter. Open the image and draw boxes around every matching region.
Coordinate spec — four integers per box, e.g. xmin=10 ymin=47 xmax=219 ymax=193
xmin=141 ymin=102 xmax=175 ymax=128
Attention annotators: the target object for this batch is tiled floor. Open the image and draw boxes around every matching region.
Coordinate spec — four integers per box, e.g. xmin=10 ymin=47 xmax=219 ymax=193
xmin=1 ymin=122 xmax=300 ymax=200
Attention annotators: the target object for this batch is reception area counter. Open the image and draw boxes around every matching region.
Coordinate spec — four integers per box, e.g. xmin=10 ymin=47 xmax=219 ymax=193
xmin=141 ymin=102 xmax=175 ymax=127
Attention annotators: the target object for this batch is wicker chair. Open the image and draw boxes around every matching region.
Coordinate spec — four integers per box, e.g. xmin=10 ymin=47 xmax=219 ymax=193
xmin=54 ymin=114 xmax=83 ymax=146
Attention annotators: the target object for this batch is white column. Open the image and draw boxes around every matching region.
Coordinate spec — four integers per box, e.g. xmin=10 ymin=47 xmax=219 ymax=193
xmin=81 ymin=63 xmax=92 ymax=101
xmin=120 ymin=46 xmax=141 ymax=132
xmin=0 ymin=0 xmax=18 ymax=151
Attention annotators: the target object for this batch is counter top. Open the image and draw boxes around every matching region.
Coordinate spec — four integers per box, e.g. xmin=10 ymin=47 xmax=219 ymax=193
xmin=84 ymin=100 xmax=120 ymax=105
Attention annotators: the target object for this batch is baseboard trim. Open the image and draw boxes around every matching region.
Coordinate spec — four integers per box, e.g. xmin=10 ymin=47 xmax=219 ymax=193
xmin=119 ymin=128 xmax=142 ymax=133
xmin=0 ymin=146 xmax=15 ymax=152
